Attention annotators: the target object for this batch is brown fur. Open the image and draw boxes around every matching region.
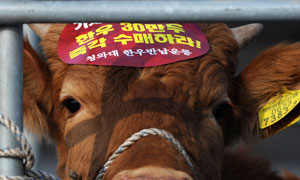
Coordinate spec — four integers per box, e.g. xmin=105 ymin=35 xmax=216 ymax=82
xmin=234 ymin=43 xmax=300 ymax=139
xmin=23 ymin=23 xmax=300 ymax=180
xmin=283 ymin=171 xmax=300 ymax=180
xmin=23 ymin=40 xmax=52 ymax=136
xmin=222 ymin=148 xmax=299 ymax=180
xmin=222 ymin=148 xmax=283 ymax=180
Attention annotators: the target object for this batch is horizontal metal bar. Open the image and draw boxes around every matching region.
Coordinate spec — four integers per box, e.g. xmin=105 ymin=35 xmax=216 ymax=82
xmin=1 ymin=1 xmax=300 ymax=23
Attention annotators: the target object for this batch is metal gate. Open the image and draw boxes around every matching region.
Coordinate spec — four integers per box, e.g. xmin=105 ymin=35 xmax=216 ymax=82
xmin=1 ymin=0 xmax=300 ymax=178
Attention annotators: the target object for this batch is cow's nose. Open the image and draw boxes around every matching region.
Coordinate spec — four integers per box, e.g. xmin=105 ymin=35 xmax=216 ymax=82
xmin=112 ymin=166 xmax=193 ymax=180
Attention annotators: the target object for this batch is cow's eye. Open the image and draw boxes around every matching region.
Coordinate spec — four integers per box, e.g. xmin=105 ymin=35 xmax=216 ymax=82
xmin=63 ymin=98 xmax=81 ymax=114
xmin=213 ymin=102 xmax=232 ymax=120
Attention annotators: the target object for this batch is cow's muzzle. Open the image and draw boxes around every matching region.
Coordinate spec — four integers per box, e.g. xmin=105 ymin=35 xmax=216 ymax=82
xmin=95 ymin=128 xmax=196 ymax=180
xmin=112 ymin=166 xmax=193 ymax=180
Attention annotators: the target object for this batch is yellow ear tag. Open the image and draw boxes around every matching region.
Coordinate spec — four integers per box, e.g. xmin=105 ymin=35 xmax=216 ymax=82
xmin=259 ymin=89 xmax=300 ymax=129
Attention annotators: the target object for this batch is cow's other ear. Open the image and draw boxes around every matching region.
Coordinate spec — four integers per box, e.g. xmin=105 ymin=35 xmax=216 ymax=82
xmin=23 ymin=40 xmax=52 ymax=137
xmin=233 ymin=42 xmax=300 ymax=141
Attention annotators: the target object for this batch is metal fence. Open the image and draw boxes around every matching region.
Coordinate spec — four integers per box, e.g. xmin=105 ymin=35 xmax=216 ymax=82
xmin=0 ymin=0 xmax=300 ymax=178
xmin=1 ymin=1 xmax=300 ymax=23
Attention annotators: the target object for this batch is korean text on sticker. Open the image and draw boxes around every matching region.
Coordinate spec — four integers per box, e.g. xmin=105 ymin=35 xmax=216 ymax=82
xmin=258 ymin=89 xmax=300 ymax=129
xmin=58 ymin=23 xmax=210 ymax=67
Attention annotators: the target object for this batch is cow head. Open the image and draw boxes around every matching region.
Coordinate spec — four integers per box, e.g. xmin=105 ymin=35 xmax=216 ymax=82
xmin=23 ymin=23 xmax=300 ymax=180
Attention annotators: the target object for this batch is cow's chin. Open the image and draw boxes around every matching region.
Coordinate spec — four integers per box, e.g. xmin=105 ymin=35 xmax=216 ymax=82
xmin=112 ymin=166 xmax=193 ymax=180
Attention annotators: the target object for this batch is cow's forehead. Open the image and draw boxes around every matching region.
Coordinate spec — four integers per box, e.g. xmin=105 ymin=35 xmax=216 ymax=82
xmin=58 ymin=62 xmax=229 ymax=114
xmin=42 ymin=23 xmax=237 ymax=108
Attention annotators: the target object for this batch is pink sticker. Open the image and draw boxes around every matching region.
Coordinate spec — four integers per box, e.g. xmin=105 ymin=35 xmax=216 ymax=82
xmin=58 ymin=23 xmax=209 ymax=67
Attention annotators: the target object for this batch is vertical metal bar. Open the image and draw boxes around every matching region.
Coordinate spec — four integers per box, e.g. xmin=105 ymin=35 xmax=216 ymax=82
xmin=0 ymin=25 xmax=24 ymax=176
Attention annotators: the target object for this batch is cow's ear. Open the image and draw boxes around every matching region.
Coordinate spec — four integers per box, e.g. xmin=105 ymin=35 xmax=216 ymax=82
xmin=233 ymin=42 xmax=300 ymax=141
xmin=23 ymin=40 xmax=52 ymax=137
xmin=29 ymin=24 xmax=51 ymax=39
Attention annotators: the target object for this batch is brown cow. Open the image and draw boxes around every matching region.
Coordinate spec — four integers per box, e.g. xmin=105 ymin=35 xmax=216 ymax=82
xmin=23 ymin=23 xmax=300 ymax=180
